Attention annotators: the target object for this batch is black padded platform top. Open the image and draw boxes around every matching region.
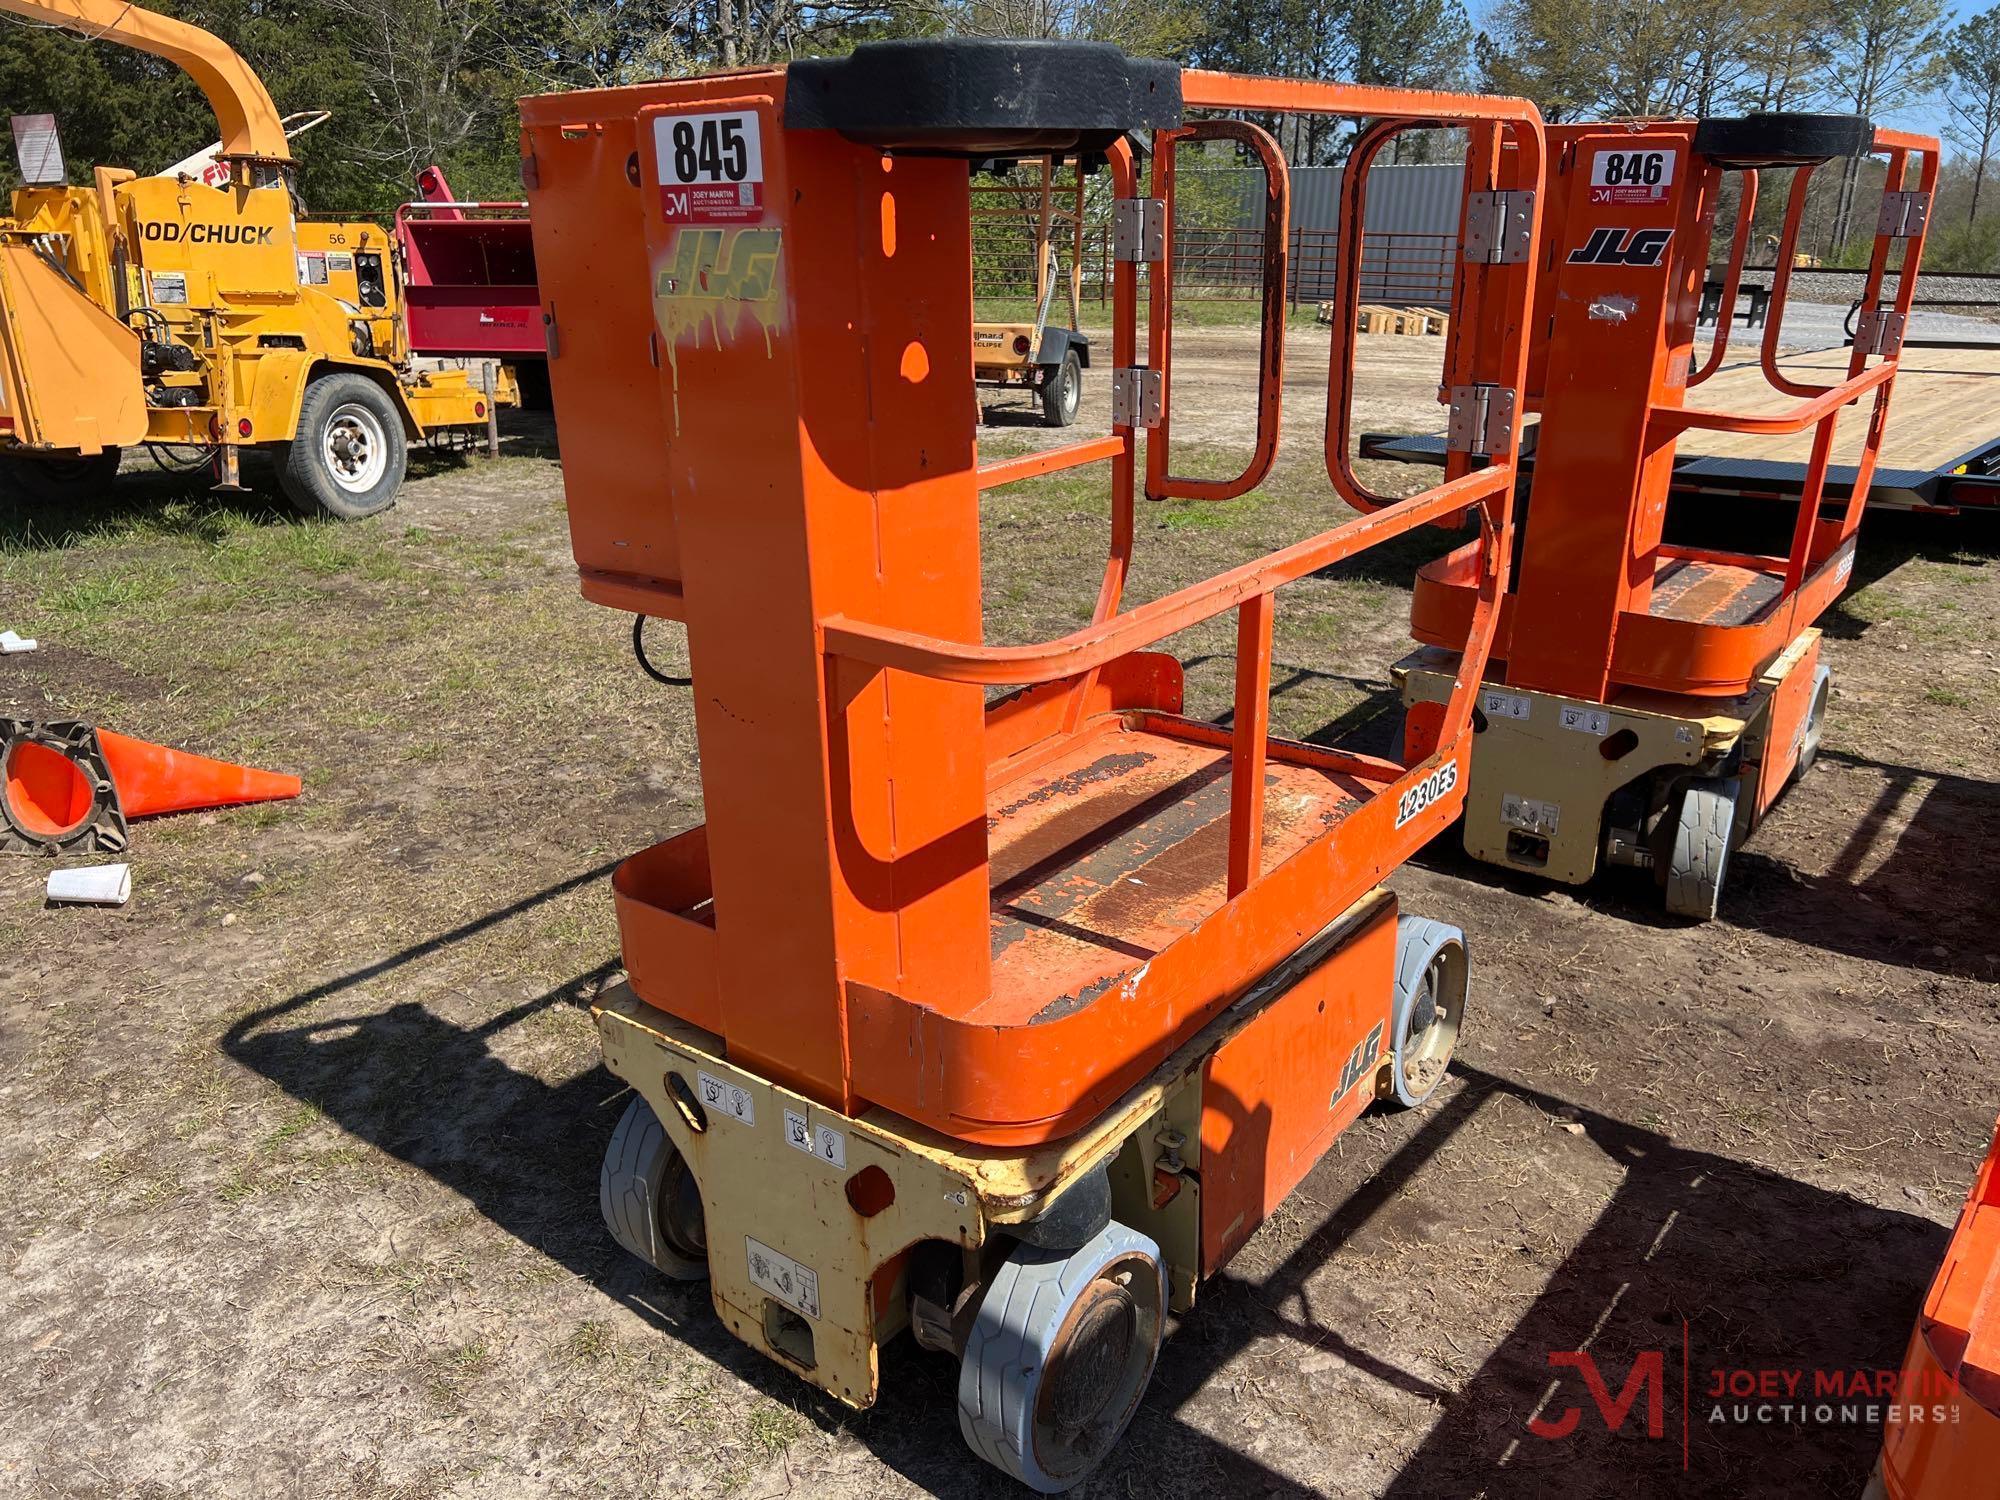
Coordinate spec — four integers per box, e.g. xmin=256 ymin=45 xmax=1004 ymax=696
xmin=784 ymin=39 xmax=1182 ymax=156
xmin=1691 ymin=112 xmax=1873 ymax=168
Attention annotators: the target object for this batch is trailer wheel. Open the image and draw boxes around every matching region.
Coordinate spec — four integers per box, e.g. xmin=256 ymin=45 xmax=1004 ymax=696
xmin=277 ymin=373 xmax=407 ymax=521
xmin=1662 ymin=777 xmax=1740 ymax=921
xmin=0 ymin=447 xmax=121 ymax=505
xmin=599 ymin=1094 xmax=708 ymax=1280
xmin=1791 ymin=665 xmax=1832 ymax=783
xmin=1040 ymin=349 xmax=1082 ymax=428
xmin=1383 ymin=916 xmax=1468 ymax=1109
xmin=958 ymin=1222 xmax=1164 ymax=1493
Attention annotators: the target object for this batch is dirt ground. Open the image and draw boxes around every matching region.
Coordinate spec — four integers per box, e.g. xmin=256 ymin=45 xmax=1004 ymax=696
xmin=4 ymin=320 xmax=1998 ymax=1500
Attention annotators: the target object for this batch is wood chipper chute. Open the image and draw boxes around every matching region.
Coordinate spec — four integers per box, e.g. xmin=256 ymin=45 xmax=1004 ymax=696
xmin=1389 ymin=112 xmax=1940 ymax=918
xmin=520 ymin=40 xmax=1543 ymax=1489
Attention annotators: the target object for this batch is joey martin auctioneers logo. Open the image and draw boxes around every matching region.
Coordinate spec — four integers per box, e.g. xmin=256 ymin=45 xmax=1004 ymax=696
xmin=1524 ymin=1324 xmax=1960 ymax=1471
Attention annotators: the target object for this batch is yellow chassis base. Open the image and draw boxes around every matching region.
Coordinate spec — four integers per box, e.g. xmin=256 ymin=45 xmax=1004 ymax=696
xmin=1394 ymin=632 xmax=1820 ymax=886
xmin=593 ymin=889 xmax=1399 ymax=1411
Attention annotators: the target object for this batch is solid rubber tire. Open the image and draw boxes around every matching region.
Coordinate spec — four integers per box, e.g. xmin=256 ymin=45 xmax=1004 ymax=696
xmin=958 ymin=1221 xmax=1165 ymax=1492
xmin=1387 ymin=915 xmax=1470 ymax=1109
xmin=1664 ymin=778 xmax=1740 ymax=921
xmin=1792 ymin=665 xmax=1832 ymax=782
xmin=599 ymin=1094 xmax=708 ymax=1280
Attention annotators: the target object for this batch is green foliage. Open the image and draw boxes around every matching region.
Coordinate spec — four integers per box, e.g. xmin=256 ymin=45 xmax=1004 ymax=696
xmin=1924 ymin=212 xmax=2000 ymax=272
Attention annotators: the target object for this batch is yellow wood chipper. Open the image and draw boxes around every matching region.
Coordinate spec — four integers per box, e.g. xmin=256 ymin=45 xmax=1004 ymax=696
xmin=0 ymin=0 xmax=506 ymax=519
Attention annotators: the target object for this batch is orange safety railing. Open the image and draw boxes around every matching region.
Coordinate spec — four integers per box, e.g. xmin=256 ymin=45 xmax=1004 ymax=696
xmin=1655 ymin=127 xmax=1937 ymax=602
xmin=831 ymin=74 xmax=1545 ymax=907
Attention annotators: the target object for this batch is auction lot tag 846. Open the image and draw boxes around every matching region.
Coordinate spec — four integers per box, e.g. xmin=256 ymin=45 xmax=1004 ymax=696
xmin=1589 ymin=148 xmax=1675 ymax=204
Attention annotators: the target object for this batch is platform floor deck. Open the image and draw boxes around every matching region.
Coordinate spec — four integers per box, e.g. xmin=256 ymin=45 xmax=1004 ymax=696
xmin=981 ymin=723 xmax=1380 ymax=1026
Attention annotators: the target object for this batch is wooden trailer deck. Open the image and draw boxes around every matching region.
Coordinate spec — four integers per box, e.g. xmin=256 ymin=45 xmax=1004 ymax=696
xmin=1360 ymin=340 xmax=2000 ymax=511
xmin=1677 ymin=343 xmax=2000 ymax=490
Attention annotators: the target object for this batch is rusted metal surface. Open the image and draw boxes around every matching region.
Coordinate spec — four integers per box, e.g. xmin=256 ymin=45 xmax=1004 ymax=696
xmin=983 ymin=726 xmax=1376 ymax=1029
xmin=1647 ymin=559 xmax=1783 ymax=627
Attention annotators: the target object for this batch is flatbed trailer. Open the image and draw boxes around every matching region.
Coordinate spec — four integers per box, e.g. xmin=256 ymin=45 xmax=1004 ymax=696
xmin=1361 ymin=340 xmax=2000 ymax=514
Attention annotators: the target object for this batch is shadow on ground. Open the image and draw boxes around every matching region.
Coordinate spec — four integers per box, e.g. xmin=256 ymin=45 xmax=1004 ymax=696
xmin=1726 ymin=748 xmax=2000 ymax=981
xmin=219 ymin=864 xmax=1946 ymax=1498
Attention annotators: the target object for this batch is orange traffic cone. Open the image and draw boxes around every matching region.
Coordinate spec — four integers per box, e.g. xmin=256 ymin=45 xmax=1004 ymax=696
xmin=2 ymin=718 xmax=300 ymax=855
xmin=95 ymin=729 xmax=301 ymax=818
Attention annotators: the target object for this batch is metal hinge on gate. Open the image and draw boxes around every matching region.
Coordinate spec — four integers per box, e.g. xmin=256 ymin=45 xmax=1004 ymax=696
xmin=1878 ymin=190 xmax=1930 ymax=238
xmin=1462 ymin=190 xmax=1536 ymax=265
xmin=1446 ymin=383 xmax=1518 ymax=455
xmin=1852 ymin=306 xmax=1907 ymax=357
xmin=1111 ymin=367 xmax=1164 ymax=428
xmin=1112 ymin=198 xmax=1167 ymax=262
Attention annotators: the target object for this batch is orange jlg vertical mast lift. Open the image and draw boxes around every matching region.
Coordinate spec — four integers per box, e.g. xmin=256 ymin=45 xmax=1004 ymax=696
xmin=1394 ymin=114 xmax=1939 ymax=918
xmin=519 ymin=42 xmax=1542 ymax=1490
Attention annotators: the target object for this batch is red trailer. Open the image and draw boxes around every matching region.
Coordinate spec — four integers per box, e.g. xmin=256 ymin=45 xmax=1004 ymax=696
xmin=394 ymin=167 xmax=547 ymax=404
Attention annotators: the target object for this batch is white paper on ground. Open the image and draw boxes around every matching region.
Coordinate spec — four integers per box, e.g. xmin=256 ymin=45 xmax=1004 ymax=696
xmin=0 ymin=630 xmax=37 ymax=653
xmin=46 ymin=864 xmax=131 ymax=906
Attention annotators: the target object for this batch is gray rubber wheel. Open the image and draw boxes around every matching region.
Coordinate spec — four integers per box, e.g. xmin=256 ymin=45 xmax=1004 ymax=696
xmin=1792 ymin=665 xmax=1832 ymax=782
xmin=1663 ymin=777 xmax=1740 ymax=921
xmin=276 ymin=372 xmax=407 ymax=520
xmin=599 ymin=1094 xmax=708 ymax=1280
xmin=1383 ymin=916 xmax=1469 ymax=1109
xmin=0 ymin=447 xmax=120 ymax=504
xmin=1039 ymin=349 xmax=1082 ymax=428
xmin=958 ymin=1221 xmax=1165 ymax=1493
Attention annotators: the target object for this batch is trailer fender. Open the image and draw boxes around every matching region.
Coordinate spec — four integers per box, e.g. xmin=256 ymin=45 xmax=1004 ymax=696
xmin=255 ymin=351 xmax=422 ymax=444
xmin=1034 ymin=326 xmax=1089 ymax=369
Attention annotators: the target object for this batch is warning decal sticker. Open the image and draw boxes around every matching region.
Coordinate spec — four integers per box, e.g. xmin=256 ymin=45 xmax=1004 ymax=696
xmin=746 ymin=1237 xmax=820 ymax=1319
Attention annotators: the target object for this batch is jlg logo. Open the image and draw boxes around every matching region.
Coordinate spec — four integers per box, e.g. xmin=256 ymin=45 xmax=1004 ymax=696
xmin=1567 ymin=226 xmax=1673 ymax=266
xmin=654 ymin=227 xmax=779 ymax=303
xmin=1334 ymin=1021 xmax=1385 ymax=1103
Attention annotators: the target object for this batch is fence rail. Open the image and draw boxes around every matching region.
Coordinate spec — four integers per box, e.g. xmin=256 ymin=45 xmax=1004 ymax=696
xmin=972 ymin=226 xmax=1458 ymax=310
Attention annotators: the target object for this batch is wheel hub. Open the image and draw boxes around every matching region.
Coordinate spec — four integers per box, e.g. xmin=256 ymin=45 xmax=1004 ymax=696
xmin=1044 ymin=1279 xmax=1137 ymax=1432
xmin=660 ymin=1154 xmax=707 ymax=1262
xmin=322 ymin=403 xmax=388 ymax=493
xmin=1031 ymin=1250 xmax=1161 ymax=1471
